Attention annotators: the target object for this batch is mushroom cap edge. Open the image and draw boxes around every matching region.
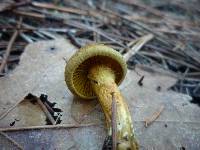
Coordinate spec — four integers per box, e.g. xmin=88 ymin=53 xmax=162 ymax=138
xmin=64 ymin=44 xmax=127 ymax=99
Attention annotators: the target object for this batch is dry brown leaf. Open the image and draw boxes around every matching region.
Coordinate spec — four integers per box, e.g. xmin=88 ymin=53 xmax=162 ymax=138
xmin=0 ymin=39 xmax=199 ymax=149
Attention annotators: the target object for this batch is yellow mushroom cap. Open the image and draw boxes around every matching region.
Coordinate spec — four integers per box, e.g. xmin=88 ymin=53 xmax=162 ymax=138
xmin=65 ymin=44 xmax=127 ymax=99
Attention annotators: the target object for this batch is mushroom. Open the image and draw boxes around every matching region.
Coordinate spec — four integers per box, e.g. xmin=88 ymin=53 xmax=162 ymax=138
xmin=65 ymin=44 xmax=138 ymax=150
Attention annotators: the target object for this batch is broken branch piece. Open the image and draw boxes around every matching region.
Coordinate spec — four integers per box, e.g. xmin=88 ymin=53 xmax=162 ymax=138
xmin=36 ymin=98 xmax=56 ymax=125
xmin=0 ymin=123 xmax=99 ymax=132
xmin=65 ymin=44 xmax=138 ymax=150
xmin=144 ymin=105 xmax=164 ymax=127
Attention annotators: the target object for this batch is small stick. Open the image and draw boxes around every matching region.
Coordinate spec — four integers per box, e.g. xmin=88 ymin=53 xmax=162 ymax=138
xmin=66 ymin=32 xmax=82 ymax=48
xmin=43 ymin=101 xmax=56 ymax=115
xmin=13 ymin=10 xmax=45 ymax=19
xmin=124 ymin=34 xmax=154 ymax=62
xmin=0 ymin=132 xmax=23 ymax=150
xmin=0 ymin=18 xmax=22 ymax=73
xmin=0 ymin=99 xmax=24 ymax=120
xmin=111 ymin=93 xmax=117 ymax=150
xmin=31 ymin=2 xmax=87 ymax=15
xmin=137 ymin=75 xmax=144 ymax=86
xmin=0 ymin=0 xmax=31 ymax=12
xmin=0 ymin=123 xmax=99 ymax=132
xmin=144 ymin=105 xmax=164 ymax=127
xmin=36 ymin=98 xmax=56 ymax=125
xmin=54 ymin=113 xmax=62 ymax=125
xmin=0 ymin=94 xmax=55 ymax=124
xmin=193 ymin=82 xmax=200 ymax=94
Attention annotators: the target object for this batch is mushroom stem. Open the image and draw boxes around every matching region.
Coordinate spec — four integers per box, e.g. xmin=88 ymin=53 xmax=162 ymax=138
xmin=88 ymin=65 xmax=138 ymax=150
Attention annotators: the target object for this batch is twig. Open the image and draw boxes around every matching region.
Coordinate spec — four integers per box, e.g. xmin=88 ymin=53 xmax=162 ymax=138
xmin=111 ymin=93 xmax=117 ymax=150
xmin=66 ymin=32 xmax=82 ymax=48
xmin=144 ymin=105 xmax=164 ymax=127
xmin=54 ymin=113 xmax=62 ymax=125
xmin=193 ymin=82 xmax=200 ymax=94
xmin=138 ymin=51 xmax=200 ymax=70
xmin=0 ymin=132 xmax=23 ymax=150
xmin=64 ymin=21 xmax=128 ymax=49
xmin=13 ymin=10 xmax=45 ymax=19
xmin=124 ymin=34 xmax=154 ymax=61
xmin=0 ymin=99 xmax=24 ymax=120
xmin=0 ymin=94 xmax=54 ymax=124
xmin=180 ymin=68 xmax=190 ymax=93
xmin=137 ymin=75 xmax=144 ymax=86
xmin=100 ymin=7 xmax=173 ymax=46
xmin=43 ymin=101 xmax=57 ymax=115
xmin=31 ymin=2 xmax=87 ymax=15
xmin=0 ymin=18 xmax=22 ymax=73
xmin=0 ymin=123 xmax=100 ymax=132
xmin=36 ymin=98 xmax=56 ymax=125
xmin=0 ymin=0 xmax=31 ymax=12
